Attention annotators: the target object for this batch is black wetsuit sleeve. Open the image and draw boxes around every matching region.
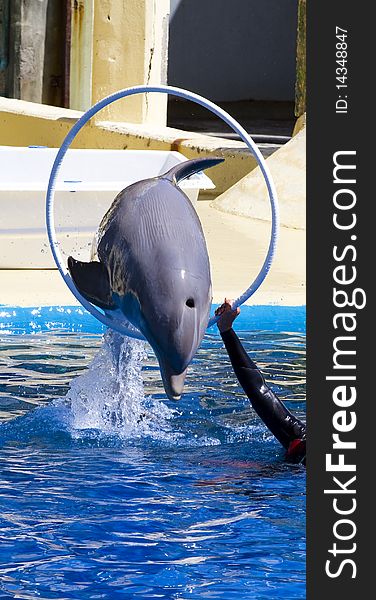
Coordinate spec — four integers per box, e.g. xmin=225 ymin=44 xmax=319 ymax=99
xmin=221 ymin=328 xmax=306 ymax=451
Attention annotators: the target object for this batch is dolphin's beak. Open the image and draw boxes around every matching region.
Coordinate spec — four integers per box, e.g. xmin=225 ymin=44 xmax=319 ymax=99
xmin=157 ymin=355 xmax=188 ymax=401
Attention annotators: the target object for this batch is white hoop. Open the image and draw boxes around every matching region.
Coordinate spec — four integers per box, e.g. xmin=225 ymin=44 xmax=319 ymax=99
xmin=46 ymin=85 xmax=279 ymax=338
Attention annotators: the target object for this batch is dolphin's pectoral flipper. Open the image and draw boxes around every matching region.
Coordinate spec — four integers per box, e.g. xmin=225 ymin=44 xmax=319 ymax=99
xmin=67 ymin=256 xmax=116 ymax=310
xmin=164 ymin=157 xmax=225 ymax=185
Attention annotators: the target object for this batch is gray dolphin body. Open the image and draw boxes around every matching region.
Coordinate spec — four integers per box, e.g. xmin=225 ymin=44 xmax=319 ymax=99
xmin=68 ymin=157 xmax=224 ymax=400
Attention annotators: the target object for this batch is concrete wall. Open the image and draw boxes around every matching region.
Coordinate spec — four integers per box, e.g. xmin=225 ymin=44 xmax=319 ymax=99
xmin=7 ymin=0 xmax=48 ymax=103
xmin=2 ymin=0 xmax=170 ymax=125
xmin=168 ymin=0 xmax=298 ymax=102
xmin=1 ymin=0 xmax=68 ymax=106
xmin=89 ymin=0 xmax=170 ymax=125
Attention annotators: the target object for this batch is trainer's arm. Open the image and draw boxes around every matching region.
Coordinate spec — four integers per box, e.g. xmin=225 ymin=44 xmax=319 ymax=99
xmin=220 ymin=327 xmax=306 ymax=450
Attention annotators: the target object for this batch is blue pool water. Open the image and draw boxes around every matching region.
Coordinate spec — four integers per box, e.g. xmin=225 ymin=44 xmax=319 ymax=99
xmin=0 ymin=306 xmax=306 ymax=599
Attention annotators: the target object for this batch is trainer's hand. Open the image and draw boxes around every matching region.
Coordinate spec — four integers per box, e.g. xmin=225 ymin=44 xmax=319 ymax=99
xmin=215 ymin=298 xmax=240 ymax=333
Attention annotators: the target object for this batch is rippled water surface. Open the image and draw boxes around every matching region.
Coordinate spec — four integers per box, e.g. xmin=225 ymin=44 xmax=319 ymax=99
xmin=0 ymin=306 xmax=306 ymax=599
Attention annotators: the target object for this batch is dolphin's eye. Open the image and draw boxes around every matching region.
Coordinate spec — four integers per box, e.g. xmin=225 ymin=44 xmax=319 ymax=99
xmin=186 ymin=298 xmax=195 ymax=308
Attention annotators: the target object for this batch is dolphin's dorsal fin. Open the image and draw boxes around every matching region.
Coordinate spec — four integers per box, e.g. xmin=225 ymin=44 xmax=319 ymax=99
xmin=67 ymin=256 xmax=116 ymax=310
xmin=163 ymin=157 xmax=224 ymax=185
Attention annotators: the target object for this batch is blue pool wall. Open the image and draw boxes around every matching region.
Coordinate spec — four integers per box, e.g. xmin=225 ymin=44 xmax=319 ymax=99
xmin=0 ymin=305 xmax=306 ymax=335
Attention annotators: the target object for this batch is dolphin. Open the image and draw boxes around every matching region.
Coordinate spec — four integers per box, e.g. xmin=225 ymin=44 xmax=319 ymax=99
xmin=67 ymin=157 xmax=224 ymax=400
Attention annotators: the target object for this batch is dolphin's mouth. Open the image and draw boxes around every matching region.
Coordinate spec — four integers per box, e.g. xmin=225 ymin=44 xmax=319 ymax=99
xmin=157 ymin=355 xmax=188 ymax=401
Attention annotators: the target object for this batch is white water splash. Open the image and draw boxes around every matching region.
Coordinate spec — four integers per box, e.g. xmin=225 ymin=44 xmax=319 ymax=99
xmin=66 ymin=329 xmax=178 ymax=439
